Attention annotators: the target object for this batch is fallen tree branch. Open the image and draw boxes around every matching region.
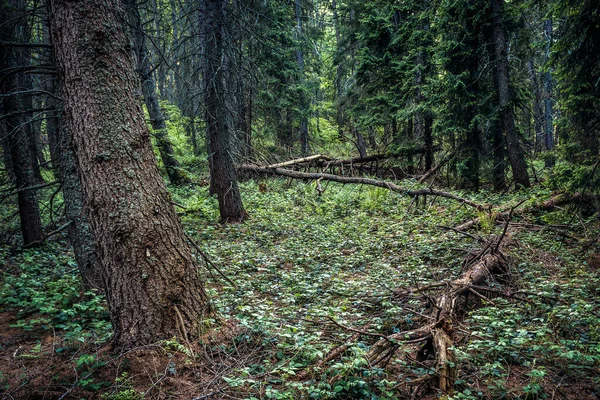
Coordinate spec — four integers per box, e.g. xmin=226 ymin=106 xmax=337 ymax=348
xmin=265 ymin=154 xmax=334 ymax=169
xmin=24 ymin=220 xmax=72 ymax=248
xmin=418 ymin=150 xmax=456 ymax=184
xmin=296 ymin=333 xmax=360 ymax=380
xmin=0 ymin=180 xmax=60 ymax=200
xmin=238 ymin=165 xmax=486 ymax=210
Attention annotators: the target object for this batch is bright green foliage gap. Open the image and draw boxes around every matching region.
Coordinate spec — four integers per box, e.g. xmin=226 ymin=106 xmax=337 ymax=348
xmin=2 ymin=181 xmax=599 ymax=398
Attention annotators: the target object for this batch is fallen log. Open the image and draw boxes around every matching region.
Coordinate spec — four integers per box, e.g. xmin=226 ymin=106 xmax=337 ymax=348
xmin=366 ymin=252 xmax=506 ymax=393
xmin=238 ymin=165 xmax=486 ymax=211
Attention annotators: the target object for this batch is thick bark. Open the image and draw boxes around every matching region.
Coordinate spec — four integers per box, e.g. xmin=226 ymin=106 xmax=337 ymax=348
xmin=204 ymin=0 xmax=247 ymax=223
xmin=491 ymin=0 xmax=530 ymax=188
xmin=125 ymin=0 xmax=186 ymax=185
xmin=57 ymin=121 xmax=102 ymax=288
xmin=0 ymin=0 xmax=44 ymax=245
xmin=50 ymin=0 xmax=211 ymax=349
xmin=41 ymin=2 xmax=100 ymax=286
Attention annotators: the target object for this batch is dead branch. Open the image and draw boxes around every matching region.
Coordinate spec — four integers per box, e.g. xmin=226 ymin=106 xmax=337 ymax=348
xmin=185 ymin=234 xmax=237 ymax=288
xmin=238 ymin=165 xmax=486 ymax=210
xmin=24 ymin=220 xmax=72 ymax=248
xmin=0 ymin=180 xmax=60 ymax=200
xmin=455 ymin=192 xmax=598 ymax=232
xmin=296 ymin=333 xmax=361 ymax=380
xmin=418 ymin=150 xmax=456 ymax=184
xmin=265 ymin=154 xmax=334 ymax=168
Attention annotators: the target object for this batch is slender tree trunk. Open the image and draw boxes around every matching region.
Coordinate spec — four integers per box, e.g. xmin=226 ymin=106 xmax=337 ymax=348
xmin=151 ymin=0 xmax=167 ymax=99
xmin=492 ymin=118 xmax=507 ymax=191
xmin=125 ymin=0 xmax=186 ymax=184
xmin=204 ymin=0 xmax=247 ymax=223
xmin=295 ymin=0 xmax=309 ymax=155
xmin=543 ymin=18 xmax=554 ymax=168
xmin=354 ymin=127 xmax=367 ymax=158
xmin=0 ymin=0 xmax=44 ymax=245
xmin=404 ymin=119 xmax=414 ymax=174
xmin=424 ymin=114 xmax=434 ymax=171
xmin=50 ymin=0 xmax=211 ymax=350
xmin=42 ymin=17 xmax=61 ymax=177
xmin=332 ymin=0 xmax=345 ymax=141
xmin=19 ymin=46 xmax=45 ymax=183
xmin=491 ymin=0 xmax=530 ymax=188
xmin=527 ymin=60 xmax=545 ymax=150
xmin=240 ymin=86 xmax=253 ymax=159
xmin=1 ymin=116 xmax=16 ymax=185
xmin=368 ymin=126 xmax=376 ymax=149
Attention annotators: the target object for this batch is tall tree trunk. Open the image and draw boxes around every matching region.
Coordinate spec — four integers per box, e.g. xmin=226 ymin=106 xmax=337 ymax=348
xmin=295 ymin=0 xmax=309 ymax=155
xmin=57 ymin=119 xmax=102 ymax=288
xmin=527 ymin=60 xmax=545 ymax=150
xmin=332 ymin=0 xmax=345 ymax=141
xmin=151 ymin=0 xmax=167 ymax=99
xmin=368 ymin=126 xmax=376 ymax=149
xmin=18 ymin=20 xmax=45 ymax=183
xmin=1 ymin=116 xmax=16 ymax=185
xmin=492 ymin=118 xmax=507 ymax=191
xmin=125 ymin=0 xmax=186 ymax=185
xmin=543 ymin=18 xmax=554 ymax=168
xmin=42 ymin=1 xmax=101 ymax=287
xmin=203 ymin=0 xmax=247 ymax=223
xmin=50 ymin=0 xmax=211 ymax=349
xmin=239 ymin=87 xmax=254 ymax=160
xmin=0 ymin=0 xmax=44 ymax=245
xmin=491 ymin=0 xmax=530 ymax=188
xmin=354 ymin=127 xmax=367 ymax=158
xmin=42 ymin=16 xmax=61 ymax=177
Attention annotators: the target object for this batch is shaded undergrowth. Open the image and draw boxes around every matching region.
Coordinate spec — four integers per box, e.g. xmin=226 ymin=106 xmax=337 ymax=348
xmin=1 ymin=179 xmax=599 ymax=399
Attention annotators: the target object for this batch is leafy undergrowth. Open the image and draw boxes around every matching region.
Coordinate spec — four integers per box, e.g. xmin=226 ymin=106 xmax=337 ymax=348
xmin=1 ymin=178 xmax=599 ymax=399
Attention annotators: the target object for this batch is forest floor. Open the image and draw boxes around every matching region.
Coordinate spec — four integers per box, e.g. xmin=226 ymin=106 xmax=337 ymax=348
xmin=1 ymin=178 xmax=599 ymax=399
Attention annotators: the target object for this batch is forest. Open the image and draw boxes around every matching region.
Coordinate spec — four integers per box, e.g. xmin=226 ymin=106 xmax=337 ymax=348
xmin=0 ymin=0 xmax=599 ymax=398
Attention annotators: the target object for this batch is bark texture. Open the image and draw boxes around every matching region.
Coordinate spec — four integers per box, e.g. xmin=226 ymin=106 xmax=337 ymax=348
xmin=50 ymin=0 xmax=210 ymax=349
xmin=204 ymin=0 xmax=247 ymax=223
xmin=491 ymin=0 xmax=530 ymax=188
